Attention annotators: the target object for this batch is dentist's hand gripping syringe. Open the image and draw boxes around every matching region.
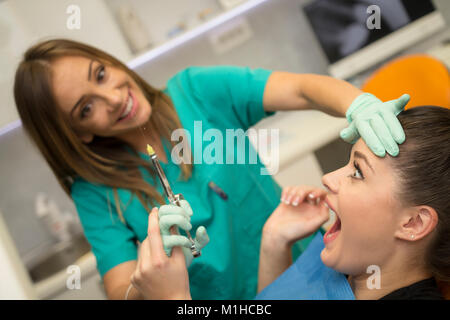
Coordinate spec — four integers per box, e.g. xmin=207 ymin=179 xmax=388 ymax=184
xmin=146 ymin=144 xmax=209 ymax=263
xmin=127 ymin=145 xmax=209 ymax=299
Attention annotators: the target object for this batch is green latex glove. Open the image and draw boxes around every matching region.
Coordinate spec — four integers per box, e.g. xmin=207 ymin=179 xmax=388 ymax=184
xmin=340 ymin=93 xmax=410 ymax=157
xmin=158 ymin=200 xmax=209 ymax=267
xmin=180 ymin=226 xmax=209 ymax=268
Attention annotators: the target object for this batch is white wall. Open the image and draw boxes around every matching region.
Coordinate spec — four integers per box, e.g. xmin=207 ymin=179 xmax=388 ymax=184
xmin=434 ymin=0 xmax=450 ymax=25
xmin=0 ymin=1 xmax=31 ymax=129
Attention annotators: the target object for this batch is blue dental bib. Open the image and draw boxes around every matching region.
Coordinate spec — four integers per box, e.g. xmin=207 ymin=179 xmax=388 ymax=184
xmin=255 ymin=232 xmax=355 ymax=300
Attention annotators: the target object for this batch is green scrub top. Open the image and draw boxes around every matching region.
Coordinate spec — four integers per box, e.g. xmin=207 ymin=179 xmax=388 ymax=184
xmin=71 ymin=65 xmax=316 ymax=299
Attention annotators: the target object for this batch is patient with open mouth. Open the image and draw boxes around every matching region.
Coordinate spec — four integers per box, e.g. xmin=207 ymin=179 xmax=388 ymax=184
xmin=257 ymin=106 xmax=450 ymax=300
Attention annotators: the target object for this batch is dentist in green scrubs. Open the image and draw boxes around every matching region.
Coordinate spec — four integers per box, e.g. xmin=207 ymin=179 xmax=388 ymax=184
xmin=14 ymin=39 xmax=408 ymax=300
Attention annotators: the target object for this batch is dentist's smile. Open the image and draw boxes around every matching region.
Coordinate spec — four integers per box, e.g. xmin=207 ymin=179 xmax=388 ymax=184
xmin=117 ymin=88 xmax=138 ymax=123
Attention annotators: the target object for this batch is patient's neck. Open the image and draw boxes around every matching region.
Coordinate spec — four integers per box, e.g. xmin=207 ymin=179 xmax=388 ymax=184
xmin=347 ymin=257 xmax=432 ymax=300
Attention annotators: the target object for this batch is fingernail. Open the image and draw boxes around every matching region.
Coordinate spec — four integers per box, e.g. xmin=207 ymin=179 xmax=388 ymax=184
xmin=292 ymin=196 xmax=300 ymax=206
xmin=390 ymin=146 xmax=399 ymax=156
xmin=286 ymin=195 xmax=294 ymax=205
xmin=375 ymin=149 xmax=385 ymax=157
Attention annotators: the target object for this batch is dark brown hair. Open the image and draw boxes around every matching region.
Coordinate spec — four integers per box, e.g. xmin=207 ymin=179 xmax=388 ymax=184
xmin=14 ymin=39 xmax=192 ymax=221
xmin=393 ymin=106 xmax=450 ymax=286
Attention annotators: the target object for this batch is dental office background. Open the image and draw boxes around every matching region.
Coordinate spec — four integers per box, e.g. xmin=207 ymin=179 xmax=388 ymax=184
xmin=1 ymin=0 xmax=450 ymax=300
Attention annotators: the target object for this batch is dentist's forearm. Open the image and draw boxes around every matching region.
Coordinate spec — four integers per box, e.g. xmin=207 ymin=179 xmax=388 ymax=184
xmin=263 ymin=72 xmax=363 ymax=117
xmin=297 ymin=74 xmax=363 ymax=117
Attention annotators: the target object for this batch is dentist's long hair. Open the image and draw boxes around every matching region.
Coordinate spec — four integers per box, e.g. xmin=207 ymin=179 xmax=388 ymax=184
xmin=14 ymin=39 xmax=192 ymax=222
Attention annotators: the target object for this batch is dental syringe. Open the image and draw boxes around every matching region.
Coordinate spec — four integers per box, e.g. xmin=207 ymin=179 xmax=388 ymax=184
xmin=146 ymin=144 xmax=201 ymax=258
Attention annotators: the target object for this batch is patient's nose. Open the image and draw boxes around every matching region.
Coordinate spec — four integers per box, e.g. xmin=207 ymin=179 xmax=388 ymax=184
xmin=100 ymin=87 xmax=122 ymax=113
xmin=322 ymin=166 xmax=346 ymax=194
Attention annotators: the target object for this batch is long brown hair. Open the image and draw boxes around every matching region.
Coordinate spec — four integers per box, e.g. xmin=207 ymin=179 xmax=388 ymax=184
xmin=14 ymin=39 xmax=192 ymax=221
xmin=393 ymin=106 xmax=450 ymax=293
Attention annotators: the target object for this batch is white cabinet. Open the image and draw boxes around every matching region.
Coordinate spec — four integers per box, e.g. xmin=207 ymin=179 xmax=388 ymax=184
xmin=273 ymin=153 xmax=324 ymax=188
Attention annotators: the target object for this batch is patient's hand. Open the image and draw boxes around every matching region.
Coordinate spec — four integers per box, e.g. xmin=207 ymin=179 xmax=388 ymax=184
xmin=263 ymin=186 xmax=330 ymax=249
xmin=258 ymin=186 xmax=330 ymax=293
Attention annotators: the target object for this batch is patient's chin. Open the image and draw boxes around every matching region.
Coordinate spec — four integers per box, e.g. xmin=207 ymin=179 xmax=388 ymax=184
xmin=320 ymin=243 xmax=350 ymax=275
xmin=320 ymin=247 xmax=337 ymax=269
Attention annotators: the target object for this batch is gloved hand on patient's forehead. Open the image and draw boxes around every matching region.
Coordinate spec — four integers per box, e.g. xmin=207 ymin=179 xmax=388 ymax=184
xmin=158 ymin=200 xmax=209 ymax=267
xmin=340 ymin=93 xmax=410 ymax=157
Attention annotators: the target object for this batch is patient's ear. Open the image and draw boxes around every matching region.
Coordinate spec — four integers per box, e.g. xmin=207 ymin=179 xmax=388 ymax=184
xmin=395 ymin=206 xmax=438 ymax=241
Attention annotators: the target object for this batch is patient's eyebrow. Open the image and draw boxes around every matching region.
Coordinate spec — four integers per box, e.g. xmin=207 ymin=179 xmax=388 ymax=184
xmin=354 ymin=151 xmax=374 ymax=173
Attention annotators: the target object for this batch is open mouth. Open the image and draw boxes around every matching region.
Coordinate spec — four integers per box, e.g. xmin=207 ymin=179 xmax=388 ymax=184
xmin=117 ymin=89 xmax=137 ymax=122
xmin=323 ymin=200 xmax=342 ymax=245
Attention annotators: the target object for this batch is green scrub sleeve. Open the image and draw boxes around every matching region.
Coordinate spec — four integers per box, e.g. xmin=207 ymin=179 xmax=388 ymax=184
xmin=71 ymin=178 xmax=138 ymax=277
xmin=181 ymin=65 xmax=274 ymax=130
